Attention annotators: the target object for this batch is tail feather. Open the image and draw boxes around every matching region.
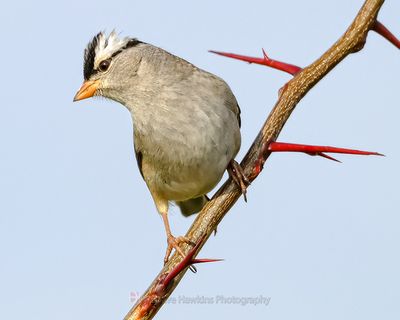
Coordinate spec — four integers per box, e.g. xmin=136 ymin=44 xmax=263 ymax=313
xmin=176 ymin=195 xmax=209 ymax=217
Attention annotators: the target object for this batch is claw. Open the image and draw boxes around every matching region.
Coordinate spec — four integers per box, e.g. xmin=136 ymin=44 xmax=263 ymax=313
xmin=253 ymin=141 xmax=272 ymax=177
xmin=372 ymin=20 xmax=400 ymax=50
xmin=161 ymin=235 xmax=223 ymax=288
xmin=228 ymin=160 xmax=250 ymax=201
xmin=209 ymin=49 xmax=302 ymax=76
xmin=164 ymin=235 xmax=197 ymax=272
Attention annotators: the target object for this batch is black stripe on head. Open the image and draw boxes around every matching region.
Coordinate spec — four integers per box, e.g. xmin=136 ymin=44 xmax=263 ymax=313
xmin=83 ymin=32 xmax=101 ymax=80
xmin=83 ymin=34 xmax=142 ymax=80
xmin=110 ymin=38 xmax=143 ymax=58
xmin=125 ymin=38 xmax=142 ymax=49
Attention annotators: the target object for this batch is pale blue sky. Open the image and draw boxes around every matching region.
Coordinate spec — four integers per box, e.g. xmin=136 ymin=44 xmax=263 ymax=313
xmin=0 ymin=1 xmax=399 ymax=319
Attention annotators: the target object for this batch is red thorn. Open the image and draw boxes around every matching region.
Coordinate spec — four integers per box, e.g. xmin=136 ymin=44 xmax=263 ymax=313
xmin=209 ymin=50 xmax=266 ymax=65
xmin=135 ymin=237 xmax=222 ymax=318
xmin=192 ymin=258 xmax=224 ymax=264
xmin=268 ymin=141 xmax=383 ymax=162
xmin=372 ymin=21 xmax=400 ymax=49
xmin=209 ymin=50 xmax=302 ymax=76
xmin=161 ymin=235 xmax=221 ymax=288
xmin=136 ymin=252 xmax=222 ymax=318
xmin=261 ymin=48 xmax=302 ymax=75
xmin=310 ymin=152 xmax=341 ymax=163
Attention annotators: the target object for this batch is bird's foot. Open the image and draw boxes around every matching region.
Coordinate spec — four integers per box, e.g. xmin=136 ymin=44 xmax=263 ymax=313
xmin=228 ymin=159 xmax=250 ymax=202
xmin=164 ymin=234 xmax=195 ymax=265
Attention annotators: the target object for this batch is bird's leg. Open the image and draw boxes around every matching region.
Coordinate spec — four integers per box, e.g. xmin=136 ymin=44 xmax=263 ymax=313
xmin=227 ymin=159 xmax=250 ymax=202
xmin=161 ymin=211 xmax=194 ymax=265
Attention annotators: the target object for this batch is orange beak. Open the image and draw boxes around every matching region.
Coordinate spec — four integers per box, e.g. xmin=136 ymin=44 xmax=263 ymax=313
xmin=73 ymin=80 xmax=100 ymax=101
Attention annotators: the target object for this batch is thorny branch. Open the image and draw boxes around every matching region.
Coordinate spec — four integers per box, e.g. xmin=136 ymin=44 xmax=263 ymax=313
xmin=124 ymin=1 xmax=397 ymax=319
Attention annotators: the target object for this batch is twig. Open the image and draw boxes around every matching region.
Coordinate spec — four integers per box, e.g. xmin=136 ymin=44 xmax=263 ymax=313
xmin=124 ymin=1 xmax=386 ymax=319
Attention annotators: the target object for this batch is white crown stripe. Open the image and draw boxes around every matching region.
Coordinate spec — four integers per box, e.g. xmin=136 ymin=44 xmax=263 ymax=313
xmin=94 ymin=31 xmax=132 ymax=69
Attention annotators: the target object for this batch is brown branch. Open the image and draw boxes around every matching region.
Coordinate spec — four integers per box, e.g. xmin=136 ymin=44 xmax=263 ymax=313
xmin=124 ymin=1 xmax=386 ymax=319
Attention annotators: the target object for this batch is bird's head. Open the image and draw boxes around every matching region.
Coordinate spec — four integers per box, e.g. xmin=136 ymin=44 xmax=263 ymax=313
xmin=73 ymin=31 xmax=143 ymax=103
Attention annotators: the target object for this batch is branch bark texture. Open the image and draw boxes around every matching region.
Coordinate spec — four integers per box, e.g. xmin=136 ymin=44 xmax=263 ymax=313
xmin=125 ymin=1 xmax=385 ymax=319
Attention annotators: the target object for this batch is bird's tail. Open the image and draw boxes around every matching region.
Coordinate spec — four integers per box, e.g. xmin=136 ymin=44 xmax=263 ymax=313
xmin=176 ymin=195 xmax=209 ymax=217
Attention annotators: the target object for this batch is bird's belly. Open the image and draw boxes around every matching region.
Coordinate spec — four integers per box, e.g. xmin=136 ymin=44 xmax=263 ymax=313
xmin=135 ymin=100 xmax=241 ymax=202
xmin=160 ymin=154 xmax=228 ymax=201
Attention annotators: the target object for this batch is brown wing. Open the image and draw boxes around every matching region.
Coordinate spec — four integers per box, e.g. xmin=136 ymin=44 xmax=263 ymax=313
xmin=224 ymin=94 xmax=241 ymax=128
xmin=236 ymin=102 xmax=241 ymax=128
xmin=221 ymin=81 xmax=241 ymax=128
xmin=134 ymin=145 xmax=144 ymax=179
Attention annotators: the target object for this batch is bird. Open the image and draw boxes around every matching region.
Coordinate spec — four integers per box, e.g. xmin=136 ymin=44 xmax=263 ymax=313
xmin=74 ymin=31 xmax=248 ymax=264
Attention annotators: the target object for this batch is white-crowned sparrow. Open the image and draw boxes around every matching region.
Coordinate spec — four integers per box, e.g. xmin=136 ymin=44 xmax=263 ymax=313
xmin=74 ymin=31 xmax=248 ymax=263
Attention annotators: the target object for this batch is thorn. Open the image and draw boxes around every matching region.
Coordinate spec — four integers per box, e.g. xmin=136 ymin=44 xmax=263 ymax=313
xmin=161 ymin=234 xmax=222 ymax=288
xmin=261 ymin=48 xmax=269 ymax=60
xmin=307 ymin=152 xmax=341 ymax=163
xmin=209 ymin=50 xmax=302 ymax=76
xmin=192 ymin=258 xmax=224 ymax=264
xmin=261 ymin=48 xmax=302 ymax=75
xmin=134 ymin=236 xmax=223 ymax=318
xmin=213 ymin=227 xmax=218 ymax=236
xmin=372 ymin=20 xmax=400 ymax=50
xmin=189 ymin=265 xmax=197 ymax=273
xmin=209 ymin=50 xmax=265 ymax=65
xmin=268 ymin=142 xmax=383 ymax=155
xmin=318 ymin=152 xmax=341 ymax=163
xmin=268 ymin=141 xmax=383 ymax=162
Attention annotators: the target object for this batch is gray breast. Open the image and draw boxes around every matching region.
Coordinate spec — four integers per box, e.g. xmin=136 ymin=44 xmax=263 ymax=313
xmin=130 ymin=47 xmax=241 ymax=200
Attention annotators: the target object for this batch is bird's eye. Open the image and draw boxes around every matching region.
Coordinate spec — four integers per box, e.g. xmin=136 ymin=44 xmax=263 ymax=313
xmin=99 ymin=59 xmax=111 ymax=72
